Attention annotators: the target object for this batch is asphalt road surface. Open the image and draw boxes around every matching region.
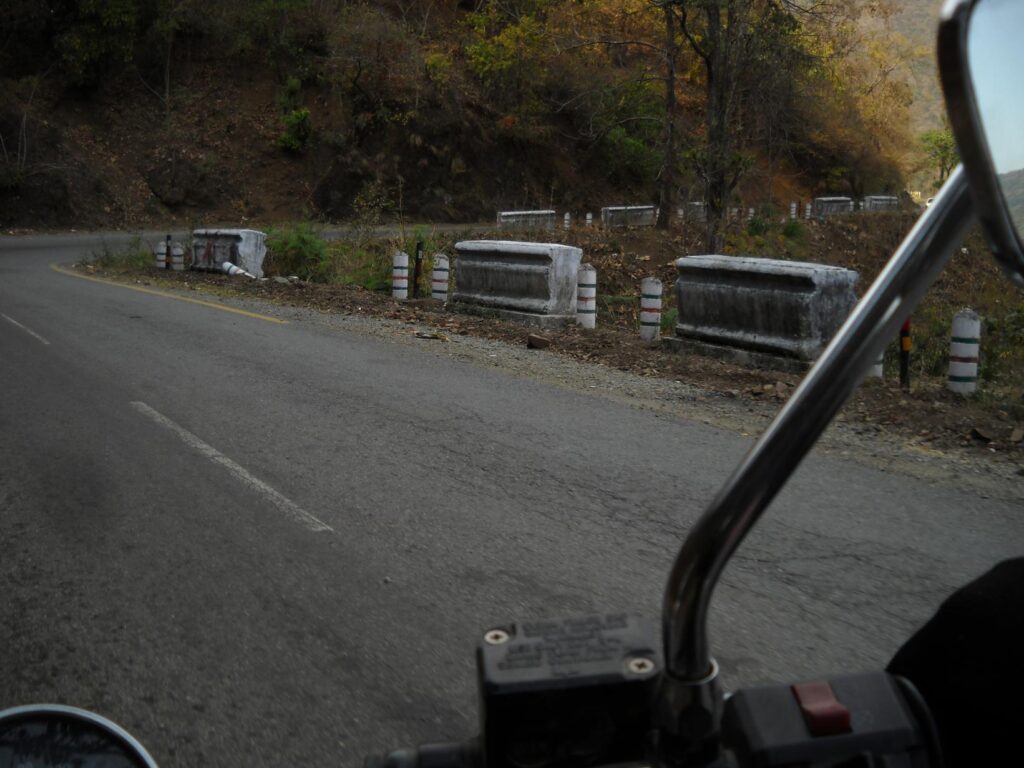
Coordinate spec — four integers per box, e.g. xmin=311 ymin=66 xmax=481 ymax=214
xmin=2 ymin=233 xmax=1021 ymax=766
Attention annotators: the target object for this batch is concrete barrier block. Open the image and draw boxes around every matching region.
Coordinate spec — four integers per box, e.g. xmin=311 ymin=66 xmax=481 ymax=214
xmin=452 ymin=240 xmax=583 ymax=329
xmin=192 ymin=229 xmax=267 ymax=278
xmin=862 ymin=195 xmax=899 ymax=212
xmin=813 ymin=197 xmax=855 ymax=217
xmin=686 ymin=202 xmax=707 ymax=222
xmin=496 ymin=210 xmax=557 ymax=231
xmin=669 ymin=254 xmax=859 ymax=367
xmin=601 ymin=205 xmax=657 ymax=228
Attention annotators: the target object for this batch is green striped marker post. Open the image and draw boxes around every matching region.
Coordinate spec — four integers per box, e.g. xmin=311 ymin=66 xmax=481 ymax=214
xmin=948 ymin=309 xmax=981 ymax=395
xmin=431 ymin=254 xmax=449 ymax=302
xmin=639 ymin=277 xmax=662 ymax=342
xmin=576 ymin=265 xmax=597 ymax=330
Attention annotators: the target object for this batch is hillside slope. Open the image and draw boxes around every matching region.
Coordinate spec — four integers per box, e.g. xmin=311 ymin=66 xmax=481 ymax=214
xmin=0 ymin=1 xmax=914 ymax=231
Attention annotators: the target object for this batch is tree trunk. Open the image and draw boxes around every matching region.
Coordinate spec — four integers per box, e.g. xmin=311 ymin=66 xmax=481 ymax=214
xmin=657 ymin=5 xmax=679 ymax=229
xmin=703 ymin=4 xmax=727 ymax=253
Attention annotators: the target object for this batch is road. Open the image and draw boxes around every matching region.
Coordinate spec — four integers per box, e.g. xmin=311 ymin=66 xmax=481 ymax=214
xmin=1 ymin=233 xmax=1021 ymax=766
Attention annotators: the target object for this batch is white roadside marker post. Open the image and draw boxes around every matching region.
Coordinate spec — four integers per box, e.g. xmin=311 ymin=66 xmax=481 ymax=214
xmin=639 ymin=277 xmax=662 ymax=342
xmin=577 ymin=265 xmax=597 ymax=330
xmin=948 ymin=309 xmax=981 ymax=395
xmin=431 ymin=255 xmax=450 ymax=302
xmin=392 ymin=251 xmax=409 ymax=300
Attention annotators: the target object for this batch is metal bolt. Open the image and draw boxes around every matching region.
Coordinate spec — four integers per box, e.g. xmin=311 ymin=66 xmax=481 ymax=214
xmin=484 ymin=629 xmax=510 ymax=645
xmin=627 ymin=657 xmax=656 ymax=675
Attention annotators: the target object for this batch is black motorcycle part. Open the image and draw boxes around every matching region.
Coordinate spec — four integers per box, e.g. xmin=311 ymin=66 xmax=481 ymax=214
xmin=721 ymin=672 xmax=933 ymax=768
xmin=477 ymin=614 xmax=662 ymax=768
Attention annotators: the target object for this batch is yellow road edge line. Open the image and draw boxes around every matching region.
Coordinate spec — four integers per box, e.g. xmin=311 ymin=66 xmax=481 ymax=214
xmin=50 ymin=264 xmax=289 ymax=325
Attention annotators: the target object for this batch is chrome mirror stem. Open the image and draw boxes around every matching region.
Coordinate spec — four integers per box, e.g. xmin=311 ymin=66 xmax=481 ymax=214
xmin=662 ymin=167 xmax=975 ymax=682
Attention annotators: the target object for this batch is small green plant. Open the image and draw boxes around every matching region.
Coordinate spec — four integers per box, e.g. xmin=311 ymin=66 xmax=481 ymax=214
xmin=746 ymin=216 xmax=769 ymax=237
xmin=782 ymin=219 xmax=806 ymax=240
xmin=276 ymin=76 xmax=302 ymax=113
xmin=83 ymin=237 xmax=153 ymax=271
xmin=278 ymin=107 xmax=312 ymax=153
xmin=660 ymin=307 xmax=678 ymax=332
xmin=325 ymin=242 xmax=391 ymax=291
xmin=424 ymin=52 xmax=452 ymax=86
xmin=265 ymin=223 xmax=327 ymax=279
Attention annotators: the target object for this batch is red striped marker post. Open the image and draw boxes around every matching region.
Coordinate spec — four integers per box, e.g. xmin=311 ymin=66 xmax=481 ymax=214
xmin=392 ymin=251 xmax=409 ymax=300
xmin=639 ymin=277 xmax=662 ymax=342
xmin=577 ymin=265 xmax=597 ymax=330
xmin=948 ymin=309 xmax=981 ymax=395
xmin=431 ymin=255 xmax=449 ymax=302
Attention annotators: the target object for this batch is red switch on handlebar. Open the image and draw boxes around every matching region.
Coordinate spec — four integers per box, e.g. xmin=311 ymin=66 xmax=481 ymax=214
xmin=791 ymin=681 xmax=853 ymax=737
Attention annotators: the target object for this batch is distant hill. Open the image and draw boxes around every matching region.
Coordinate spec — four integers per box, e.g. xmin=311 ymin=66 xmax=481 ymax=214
xmin=998 ymin=168 xmax=1024 ymax=232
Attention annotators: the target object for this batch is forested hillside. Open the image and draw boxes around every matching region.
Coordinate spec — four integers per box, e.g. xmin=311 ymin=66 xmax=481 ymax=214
xmin=888 ymin=0 xmax=944 ymax=132
xmin=0 ymin=1 xmax=923 ymax=233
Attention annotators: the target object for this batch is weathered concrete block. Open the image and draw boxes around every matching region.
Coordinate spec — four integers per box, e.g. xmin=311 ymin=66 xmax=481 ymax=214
xmin=496 ymin=210 xmax=557 ymax=231
xmin=684 ymin=202 xmax=707 ymax=222
xmin=813 ymin=197 xmax=854 ymax=217
xmin=601 ymin=205 xmax=657 ymax=228
xmin=862 ymin=195 xmax=898 ymax=212
xmin=452 ymin=240 xmax=582 ymax=329
xmin=669 ymin=255 xmax=859 ymax=366
xmin=192 ymin=229 xmax=267 ymax=278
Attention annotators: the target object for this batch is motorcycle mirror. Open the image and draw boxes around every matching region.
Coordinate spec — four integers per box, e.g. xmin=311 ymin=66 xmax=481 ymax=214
xmin=940 ymin=0 xmax=1024 ymax=286
xmin=0 ymin=704 xmax=159 ymax=768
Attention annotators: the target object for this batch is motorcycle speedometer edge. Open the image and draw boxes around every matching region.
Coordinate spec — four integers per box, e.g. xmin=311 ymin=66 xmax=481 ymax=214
xmin=657 ymin=168 xmax=975 ymax=743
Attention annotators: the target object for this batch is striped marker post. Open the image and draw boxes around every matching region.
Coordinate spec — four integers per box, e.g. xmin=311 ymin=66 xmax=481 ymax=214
xmin=170 ymin=243 xmax=185 ymax=272
xmin=586 ymin=212 xmax=593 ymax=227
xmin=392 ymin=251 xmax=409 ymax=300
xmin=577 ymin=264 xmax=597 ymax=330
xmin=870 ymin=349 xmax=884 ymax=379
xmin=155 ymin=241 xmax=167 ymax=269
xmin=639 ymin=277 xmax=662 ymax=342
xmin=564 ymin=212 xmax=571 ymax=230
xmin=747 ymin=207 xmax=755 ymax=222
xmin=431 ymin=254 xmax=449 ymax=302
xmin=948 ymin=309 xmax=981 ymax=395
xmin=804 ymin=202 xmax=812 ymax=221
xmin=790 ymin=202 xmax=798 ymax=221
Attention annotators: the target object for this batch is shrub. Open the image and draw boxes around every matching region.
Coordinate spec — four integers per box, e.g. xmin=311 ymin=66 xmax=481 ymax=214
xmin=265 ymin=223 xmax=326 ymax=279
xmin=660 ymin=307 xmax=678 ymax=333
xmin=83 ymin=236 xmax=152 ymax=271
xmin=782 ymin=219 xmax=806 ymax=240
xmin=277 ymin=108 xmax=312 ymax=153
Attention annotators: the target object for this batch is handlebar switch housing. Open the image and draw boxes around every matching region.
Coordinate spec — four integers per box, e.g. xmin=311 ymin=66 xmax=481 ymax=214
xmin=722 ymin=672 xmax=935 ymax=767
xmin=477 ymin=614 xmax=661 ymax=768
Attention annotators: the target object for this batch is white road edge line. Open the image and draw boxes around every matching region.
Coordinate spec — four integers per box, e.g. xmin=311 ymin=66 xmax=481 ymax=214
xmin=130 ymin=401 xmax=333 ymax=533
xmin=1 ymin=313 xmax=51 ymax=346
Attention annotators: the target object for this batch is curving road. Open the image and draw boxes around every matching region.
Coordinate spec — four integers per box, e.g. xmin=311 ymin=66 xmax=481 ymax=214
xmin=1 ymin=233 xmax=1021 ymax=766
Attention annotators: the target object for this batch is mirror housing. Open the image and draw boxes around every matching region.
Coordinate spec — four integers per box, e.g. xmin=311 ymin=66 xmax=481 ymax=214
xmin=940 ymin=0 xmax=1024 ymax=287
